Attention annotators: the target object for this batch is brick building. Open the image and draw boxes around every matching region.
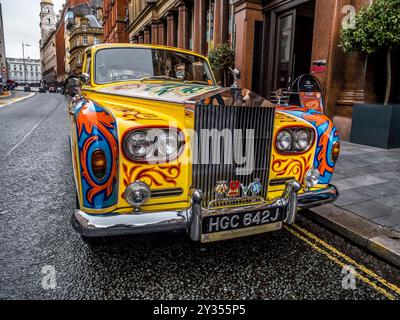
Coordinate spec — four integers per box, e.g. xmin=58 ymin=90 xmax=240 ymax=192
xmin=103 ymin=0 xmax=400 ymax=141
xmin=126 ymin=0 xmax=234 ymax=55
xmin=103 ymin=0 xmax=130 ymax=43
xmin=55 ymin=3 xmax=67 ymax=84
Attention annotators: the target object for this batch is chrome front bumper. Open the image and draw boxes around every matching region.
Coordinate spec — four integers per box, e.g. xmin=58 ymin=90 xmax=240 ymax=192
xmin=71 ymin=182 xmax=339 ymax=241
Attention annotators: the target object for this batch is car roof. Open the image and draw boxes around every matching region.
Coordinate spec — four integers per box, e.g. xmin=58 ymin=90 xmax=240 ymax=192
xmin=85 ymin=44 xmax=209 ymax=60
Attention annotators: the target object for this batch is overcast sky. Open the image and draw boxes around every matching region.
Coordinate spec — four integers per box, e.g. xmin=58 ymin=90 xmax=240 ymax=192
xmin=1 ymin=0 xmax=65 ymax=59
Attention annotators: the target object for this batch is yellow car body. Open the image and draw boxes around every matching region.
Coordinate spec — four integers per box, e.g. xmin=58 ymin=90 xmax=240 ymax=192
xmin=69 ymin=44 xmax=339 ymax=243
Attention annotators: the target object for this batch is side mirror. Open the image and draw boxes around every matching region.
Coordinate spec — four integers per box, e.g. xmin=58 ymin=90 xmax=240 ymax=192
xmin=79 ymin=73 xmax=90 ymax=85
xmin=66 ymin=77 xmax=81 ymax=97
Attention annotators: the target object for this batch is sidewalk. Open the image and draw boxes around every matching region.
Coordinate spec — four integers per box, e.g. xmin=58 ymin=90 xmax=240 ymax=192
xmin=306 ymin=141 xmax=400 ymax=266
xmin=333 ymin=141 xmax=400 ymax=231
xmin=0 ymin=91 xmax=36 ymax=107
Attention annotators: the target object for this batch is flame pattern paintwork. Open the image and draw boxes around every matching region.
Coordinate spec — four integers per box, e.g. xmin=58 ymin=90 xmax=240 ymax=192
xmin=74 ymin=100 xmax=119 ymax=209
xmin=122 ymin=163 xmax=181 ymax=188
xmin=277 ymin=107 xmax=339 ymax=184
xmin=271 ymin=153 xmax=313 ymax=184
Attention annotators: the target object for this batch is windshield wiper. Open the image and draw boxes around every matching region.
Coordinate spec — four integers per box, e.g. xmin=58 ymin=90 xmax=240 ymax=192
xmin=140 ymin=76 xmax=182 ymax=82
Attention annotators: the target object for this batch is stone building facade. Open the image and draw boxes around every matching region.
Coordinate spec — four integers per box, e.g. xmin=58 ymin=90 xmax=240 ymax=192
xmin=40 ymin=31 xmax=57 ymax=86
xmin=67 ymin=3 xmax=103 ymax=74
xmin=6 ymin=58 xmax=42 ymax=85
xmin=40 ymin=0 xmax=57 ymax=86
xmin=54 ymin=0 xmax=103 ymax=83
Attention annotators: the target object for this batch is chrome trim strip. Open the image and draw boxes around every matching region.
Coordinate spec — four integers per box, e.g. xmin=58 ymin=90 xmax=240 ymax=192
xmin=71 ymin=183 xmax=338 ymax=240
xmin=151 ymin=188 xmax=184 ymax=198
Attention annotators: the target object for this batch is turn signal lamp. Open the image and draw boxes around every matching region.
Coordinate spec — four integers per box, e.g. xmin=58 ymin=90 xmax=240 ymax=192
xmin=92 ymin=150 xmax=107 ymax=181
xmin=331 ymin=142 xmax=341 ymax=163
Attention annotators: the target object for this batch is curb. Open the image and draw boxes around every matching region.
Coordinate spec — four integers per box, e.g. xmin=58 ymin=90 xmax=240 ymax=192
xmin=0 ymin=93 xmax=36 ymax=108
xmin=303 ymin=204 xmax=400 ymax=267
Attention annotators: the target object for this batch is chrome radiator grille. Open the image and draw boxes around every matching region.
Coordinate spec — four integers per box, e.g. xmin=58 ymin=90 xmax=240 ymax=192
xmin=192 ymin=104 xmax=275 ymax=206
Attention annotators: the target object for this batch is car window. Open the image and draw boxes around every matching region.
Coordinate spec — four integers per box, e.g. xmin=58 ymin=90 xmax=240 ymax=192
xmin=94 ymin=48 xmax=214 ymax=85
xmin=85 ymin=53 xmax=91 ymax=77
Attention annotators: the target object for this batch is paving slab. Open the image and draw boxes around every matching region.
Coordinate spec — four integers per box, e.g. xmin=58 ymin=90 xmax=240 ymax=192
xmin=343 ymin=201 xmax=398 ymax=220
xmin=306 ymin=141 xmax=400 ymax=266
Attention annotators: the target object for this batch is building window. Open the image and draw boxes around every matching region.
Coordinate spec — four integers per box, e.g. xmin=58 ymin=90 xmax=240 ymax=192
xmin=94 ymin=37 xmax=100 ymax=45
xmin=228 ymin=0 xmax=236 ymax=46
xmin=206 ymin=0 xmax=215 ymax=53
xmin=188 ymin=4 xmax=193 ymax=50
xmin=82 ymin=24 xmax=88 ymax=31
xmin=83 ymin=35 xmax=88 ymax=45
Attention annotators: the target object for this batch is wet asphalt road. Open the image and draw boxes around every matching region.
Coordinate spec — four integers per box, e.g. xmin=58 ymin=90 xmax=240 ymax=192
xmin=0 ymin=93 xmax=399 ymax=300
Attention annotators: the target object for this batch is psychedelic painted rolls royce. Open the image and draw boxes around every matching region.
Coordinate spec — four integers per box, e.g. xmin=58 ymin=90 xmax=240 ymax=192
xmin=69 ymin=44 xmax=340 ymax=244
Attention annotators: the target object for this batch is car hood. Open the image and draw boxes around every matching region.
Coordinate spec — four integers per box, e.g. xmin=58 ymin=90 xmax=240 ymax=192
xmin=95 ymin=82 xmax=226 ymax=104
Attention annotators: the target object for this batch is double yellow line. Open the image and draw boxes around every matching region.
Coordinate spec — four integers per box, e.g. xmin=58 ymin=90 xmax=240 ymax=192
xmin=284 ymin=224 xmax=400 ymax=300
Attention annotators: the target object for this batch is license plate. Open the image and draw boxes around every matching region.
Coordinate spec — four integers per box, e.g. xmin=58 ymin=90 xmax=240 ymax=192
xmin=201 ymin=207 xmax=284 ymax=243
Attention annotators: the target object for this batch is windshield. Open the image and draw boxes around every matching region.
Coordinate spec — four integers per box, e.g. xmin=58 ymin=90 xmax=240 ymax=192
xmin=94 ymin=48 xmax=215 ymax=85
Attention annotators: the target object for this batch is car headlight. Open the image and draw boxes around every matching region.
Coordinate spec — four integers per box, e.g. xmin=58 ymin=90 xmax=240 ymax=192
xmin=276 ymin=130 xmax=292 ymax=151
xmin=124 ymin=131 xmax=152 ymax=161
xmin=155 ymin=130 xmax=179 ymax=158
xmin=276 ymin=128 xmax=314 ymax=153
xmin=293 ymin=129 xmax=313 ymax=151
xmin=123 ymin=128 xmax=184 ymax=162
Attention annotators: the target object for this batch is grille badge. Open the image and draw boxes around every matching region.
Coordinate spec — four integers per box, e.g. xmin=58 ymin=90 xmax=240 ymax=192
xmin=228 ymin=181 xmax=240 ymax=198
xmin=214 ymin=181 xmax=229 ymax=199
xmin=240 ymin=183 xmax=252 ymax=197
xmin=251 ymin=179 xmax=262 ymax=196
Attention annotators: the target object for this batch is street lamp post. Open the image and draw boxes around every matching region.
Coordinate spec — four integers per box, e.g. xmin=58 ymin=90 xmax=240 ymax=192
xmin=22 ymin=42 xmax=30 ymax=85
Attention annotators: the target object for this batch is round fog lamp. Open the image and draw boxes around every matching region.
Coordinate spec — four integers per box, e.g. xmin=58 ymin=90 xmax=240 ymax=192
xmin=305 ymin=169 xmax=320 ymax=188
xmin=125 ymin=181 xmax=151 ymax=211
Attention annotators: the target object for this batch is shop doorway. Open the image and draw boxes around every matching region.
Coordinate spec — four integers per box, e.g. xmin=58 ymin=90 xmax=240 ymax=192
xmin=261 ymin=0 xmax=316 ymax=99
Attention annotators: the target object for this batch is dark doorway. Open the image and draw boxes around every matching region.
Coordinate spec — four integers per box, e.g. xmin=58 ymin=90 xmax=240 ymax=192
xmin=262 ymin=0 xmax=316 ymax=99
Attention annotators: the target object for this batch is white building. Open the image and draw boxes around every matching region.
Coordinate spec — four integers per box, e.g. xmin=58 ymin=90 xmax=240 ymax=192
xmin=6 ymin=58 xmax=42 ymax=85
